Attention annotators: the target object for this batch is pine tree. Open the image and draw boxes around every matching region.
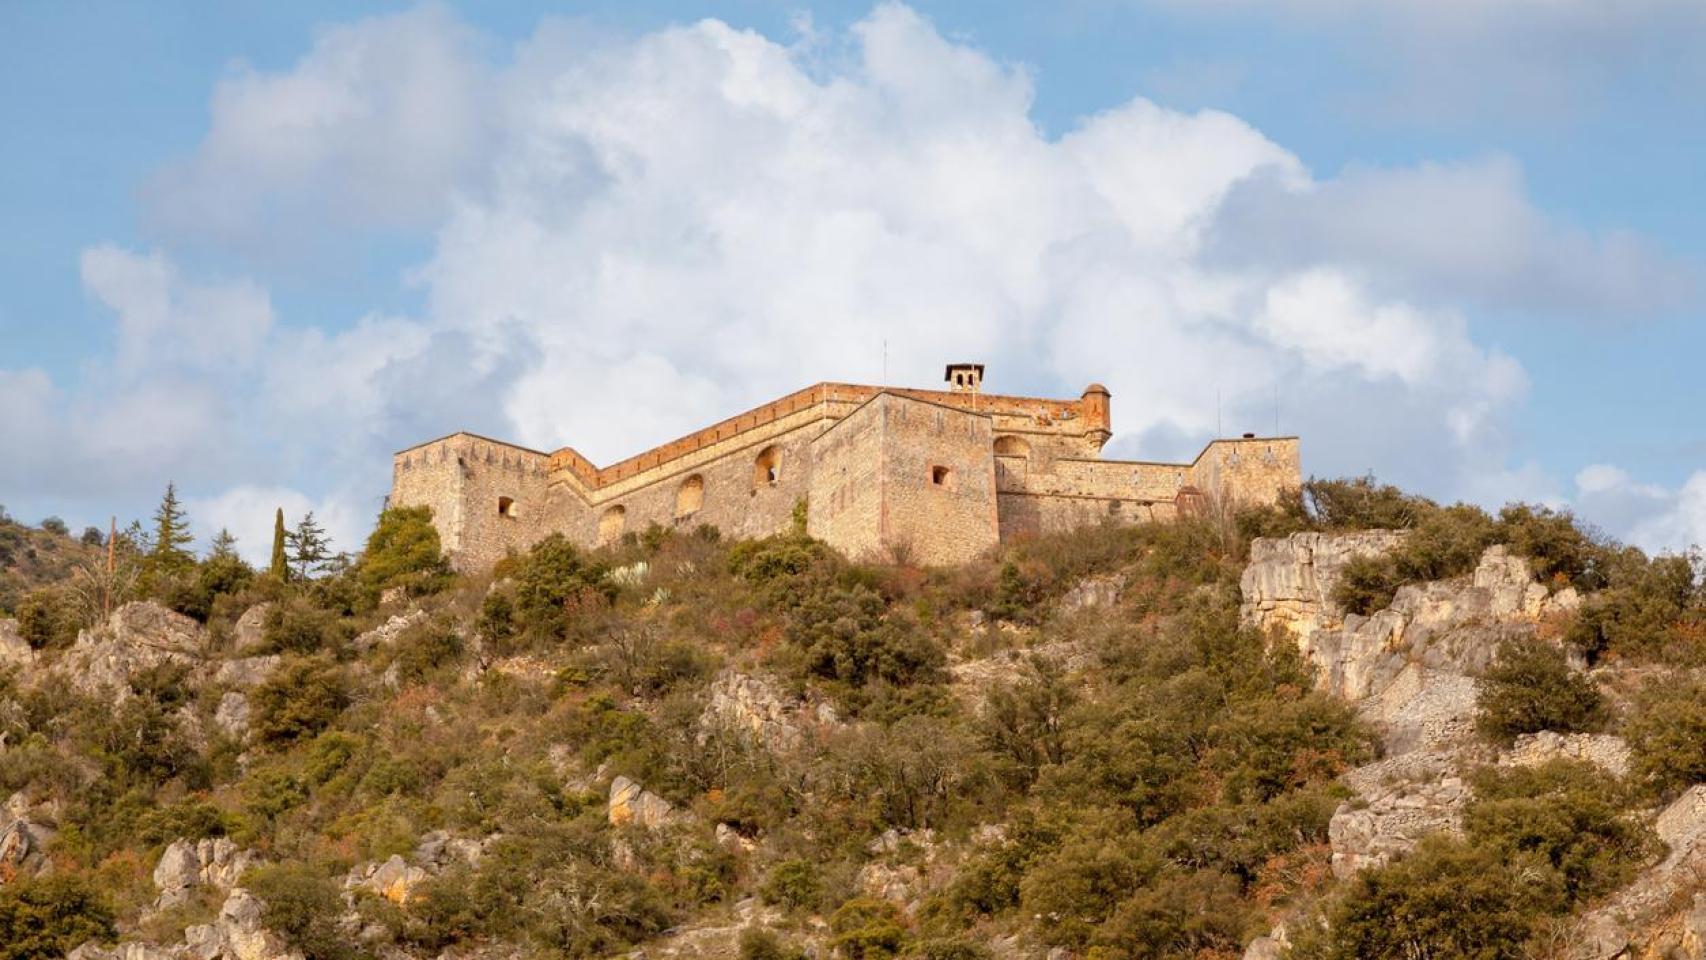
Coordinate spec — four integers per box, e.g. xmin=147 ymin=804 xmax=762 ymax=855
xmin=209 ymin=528 xmax=239 ymax=559
xmin=269 ymin=509 xmax=289 ymax=580
xmin=149 ymin=483 xmax=195 ymax=575
xmin=286 ymin=512 xmax=332 ymax=580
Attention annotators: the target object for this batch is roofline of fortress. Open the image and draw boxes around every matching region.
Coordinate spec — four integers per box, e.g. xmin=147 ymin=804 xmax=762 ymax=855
xmin=394 ymin=379 xmax=1295 ymax=493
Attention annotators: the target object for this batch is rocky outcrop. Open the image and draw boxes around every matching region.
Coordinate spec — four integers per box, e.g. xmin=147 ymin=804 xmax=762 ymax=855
xmin=608 ymin=775 xmax=679 ymax=830
xmin=231 ymin=604 xmax=272 ymax=653
xmin=1573 ymin=785 xmax=1706 ymax=959
xmin=352 ymin=610 xmax=427 ymax=654
xmin=0 ymin=618 xmax=34 ymax=669
xmin=213 ymin=693 xmax=250 ymax=740
xmin=153 ymin=838 xmax=257 ymax=908
xmin=1246 ymin=536 xmax=1587 ymax=878
xmin=699 ymin=670 xmax=834 ymax=754
xmin=214 ymin=656 xmax=279 ymax=690
xmin=73 ymin=887 xmax=302 ymax=960
xmin=1241 ymin=530 xmax=1408 ymax=642
xmin=0 ymin=792 xmax=57 ymax=884
xmin=346 ymin=854 xmax=428 ymax=905
xmin=60 ymin=601 xmax=204 ymax=696
xmin=1059 ymin=574 xmax=1125 ymax=613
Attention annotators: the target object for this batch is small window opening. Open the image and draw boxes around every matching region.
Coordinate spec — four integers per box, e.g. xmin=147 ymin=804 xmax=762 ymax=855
xmin=931 ymin=465 xmax=952 ymax=486
xmin=754 ymin=446 xmax=781 ymax=487
xmin=498 ymin=496 xmax=518 ymax=518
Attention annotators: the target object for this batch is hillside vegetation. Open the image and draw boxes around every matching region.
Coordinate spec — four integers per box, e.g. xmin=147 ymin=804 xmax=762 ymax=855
xmin=0 ymin=479 xmax=1702 ymax=960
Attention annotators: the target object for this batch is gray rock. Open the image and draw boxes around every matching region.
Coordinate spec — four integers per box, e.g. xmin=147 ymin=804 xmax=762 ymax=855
xmin=232 ymin=603 xmax=272 ymax=653
xmin=0 ymin=618 xmax=34 ymax=669
xmin=1501 ymin=731 xmax=1630 ymax=778
xmin=1571 ymin=786 xmax=1706 ymax=958
xmin=214 ymin=692 xmax=251 ymax=740
xmin=352 ymin=610 xmax=427 ymax=653
xmin=608 ymin=775 xmax=677 ymax=830
xmin=214 ymin=656 xmax=279 ymax=690
xmin=60 ymin=601 xmax=204 ymax=696
xmin=1059 ymin=574 xmax=1125 ymax=612
xmin=700 ymin=670 xmax=826 ymax=753
xmin=1329 ymin=751 xmax=1469 ymax=877
xmin=153 ymin=837 xmax=258 ymax=907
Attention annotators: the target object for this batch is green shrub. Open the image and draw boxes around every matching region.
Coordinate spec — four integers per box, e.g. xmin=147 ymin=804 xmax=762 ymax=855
xmin=1311 ymin=837 xmax=1544 ymax=960
xmin=251 ymin=656 xmax=349 ymax=746
xmin=1464 ymin=761 xmax=1655 ymax=907
xmin=244 ymin=863 xmax=352 ymax=960
xmin=388 ymin=619 xmax=464 ymax=683
xmin=1496 ymin=504 xmax=1603 ymax=586
xmin=1565 ymin=550 xmax=1703 ymax=665
xmin=739 ymin=927 xmax=809 ymax=960
xmin=1330 ymin=554 xmax=1399 ymax=616
xmin=1301 ymin=476 xmax=1431 ymax=530
xmin=830 ymin=897 xmax=911 ymax=960
xmin=359 ymin=506 xmax=452 ymax=599
xmin=904 ymin=938 xmax=991 ymax=960
xmin=15 ymin=586 xmax=83 ymax=650
xmin=510 ymin=534 xmax=615 ymax=644
xmin=785 ymin=581 xmax=943 ymax=690
xmin=0 ymin=875 xmax=115 ymax=960
xmin=1475 ymin=640 xmax=1606 ymax=743
xmin=1624 ymin=675 xmax=1706 ymax=797
xmin=258 ymin=600 xmax=342 ymax=655
xmin=760 ymin=859 xmax=824 ymax=911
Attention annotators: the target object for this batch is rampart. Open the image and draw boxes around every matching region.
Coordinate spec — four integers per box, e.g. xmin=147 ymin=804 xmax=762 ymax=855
xmin=389 ymin=370 xmax=1301 ymax=569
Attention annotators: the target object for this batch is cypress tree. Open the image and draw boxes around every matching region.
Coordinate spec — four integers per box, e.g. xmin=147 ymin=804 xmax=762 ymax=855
xmin=270 ymin=508 xmax=289 ymax=580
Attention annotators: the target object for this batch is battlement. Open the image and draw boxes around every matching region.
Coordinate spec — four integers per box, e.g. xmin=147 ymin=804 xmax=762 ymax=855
xmin=389 ymin=368 xmax=1300 ymax=569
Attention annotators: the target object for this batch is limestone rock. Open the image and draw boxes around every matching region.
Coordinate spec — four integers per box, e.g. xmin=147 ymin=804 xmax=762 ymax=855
xmin=413 ymin=829 xmax=490 ymax=871
xmin=700 ymin=670 xmax=822 ymax=753
xmin=0 ymin=792 xmax=56 ymax=884
xmin=61 ymin=601 xmax=204 ymax=696
xmin=232 ymin=604 xmax=272 ymax=653
xmin=1501 ymin=731 xmax=1630 ymax=778
xmin=214 ymin=656 xmax=279 ymax=690
xmin=1240 ymin=530 xmax=1408 ymax=642
xmin=181 ymin=887 xmax=304 ymax=960
xmin=347 ymin=854 xmax=429 ymax=905
xmin=352 ymin=610 xmax=427 ymax=653
xmin=153 ymin=838 xmax=258 ymax=908
xmin=1572 ymin=786 xmax=1706 ymax=958
xmin=608 ymin=775 xmax=677 ymax=830
xmin=68 ymin=943 xmax=177 ymax=960
xmin=0 ymin=618 xmax=34 ymax=669
xmin=1242 ymin=936 xmax=1284 ymax=960
xmin=1059 ymin=574 xmax=1125 ymax=612
xmin=214 ymin=692 xmax=251 ymax=740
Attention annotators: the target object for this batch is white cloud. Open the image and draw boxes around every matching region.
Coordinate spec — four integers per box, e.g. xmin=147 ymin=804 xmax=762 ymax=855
xmin=1570 ymin=463 xmax=1706 ymax=554
xmin=80 ymin=245 xmax=274 ymax=375
xmin=145 ymin=3 xmax=492 ymax=251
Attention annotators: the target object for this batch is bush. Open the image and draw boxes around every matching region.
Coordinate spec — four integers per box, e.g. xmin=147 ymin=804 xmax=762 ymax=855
xmin=739 ymin=927 xmax=809 ymax=960
xmin=760 ymin=859 xmax=824 ymax=911
xmin=388 ymin=619 xmax=464 ymax=684
xmin=1310 ymin=837 xmax=1544 ymax=960
xmin=1624 ymin=675 xmax=1706 ymax=797
xmin=0 ymin=875 xmax=115 ymax=960
xmin=259 ymin=600 xmax=342 ymax=655
xmin=15 ymin=587 xmax=84 ymax=650
xmin=1475 ymin=640 xmax=1605 ymax=743
xmin=509 ymin=534 xmax=615 ymax=644
xmin=830 ymin=897 xmax=911 ymax=960
xmin=251 ymin=656 xmax=349 ymax=746
xmin=1566 ymin=550 xmax=1703 ymax=665
xmin=905 ymin=938 xmax=991 ymax=960
xmin=244 ymin=863 xmax=352 ymax=960
xmin=1464 ymin=761 xmax=1655 ymax=907
xmin=1301 ymin=476 xmax=1431 ymax=530
xmin=39 ymin=517 xmax=67 ymax=537
xmin=358 ymin=506 xmax=452 ymax=600
xmin=1330 ymin=554 xmax=1399 ymax=616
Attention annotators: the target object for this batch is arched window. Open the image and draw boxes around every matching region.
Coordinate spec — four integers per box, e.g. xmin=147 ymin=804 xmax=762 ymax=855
xmin=676 ymin=474 xmax=705 ymax=517
xmin=497 ymin=496 xmax=518 ymax=518
xmin=597 ymin=505 xmax=626 ymax=545
xmin=754 ymin=446 xmax=781 ymax=487
xmin=993 ymin=435 xmax=1031 ymax=458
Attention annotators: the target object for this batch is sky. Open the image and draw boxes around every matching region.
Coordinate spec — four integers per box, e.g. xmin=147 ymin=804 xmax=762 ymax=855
xmin=1 ymin=0 xmax=1704 ymax=564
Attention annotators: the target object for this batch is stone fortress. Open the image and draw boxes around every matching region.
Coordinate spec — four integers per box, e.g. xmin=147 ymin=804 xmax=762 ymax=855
xmin=390 ymin=364 xmax=1301 ymax=569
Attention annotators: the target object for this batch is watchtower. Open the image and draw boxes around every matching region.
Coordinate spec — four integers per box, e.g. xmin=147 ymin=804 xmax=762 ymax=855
xmin=944 ymin=363 xmax=984 ymax=393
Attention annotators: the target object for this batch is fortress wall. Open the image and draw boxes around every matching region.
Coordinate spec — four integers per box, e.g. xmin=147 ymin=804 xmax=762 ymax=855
xmin=1186 ymin=437 xmax=1301 ymax=506
xmin=566 ymin=420 xmax=821 ymax=547
xmin=807 ymin=398 xmax=890 ymax=562
xmin=391 ymin=434 xmax=550 ymax=570
xmin=996 ymin=492 xmax=1170 ymax=541
xmin=873 ymin=395 xmax=1000 ymax=566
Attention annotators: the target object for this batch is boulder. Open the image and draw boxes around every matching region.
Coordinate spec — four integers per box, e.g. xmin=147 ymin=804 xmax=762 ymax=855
xmin=352 ymin=610 xmax=427 ymax=653
xmin=700 ymin=670 xmax=821 ymax=753
xmin=231 ymin=604 xmax=272 ymax=653
xmin=181 ymin=887 xmax=304 ymax=960
xmin=214 ymin=656 xmax=279 ymax=690
xmin=1328 ymin=751 xmax=1468 ymax=877
xmin=1240 ymin=530 xmax=1408 ymax=642
xmin=153 ymin=838 xmax=258 ymax=907
xmin=608 ymin=775 xmax=677 ymax=830
xmin=214 ymin=692 xmax=251 ymax=740
xmin=349 ymin=854 xmax=429 ymax=905
xmin=1059 ymin=574 xmax=1125 ymax=612
xmin=0 ymin=792 xmax=56 ymax=884
xmin=0 ymin=618 xmax=34 ymax=669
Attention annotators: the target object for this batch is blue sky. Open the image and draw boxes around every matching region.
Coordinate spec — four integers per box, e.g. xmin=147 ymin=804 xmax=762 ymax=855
xmin=2 ymin=0 xmax=1703 ymax=560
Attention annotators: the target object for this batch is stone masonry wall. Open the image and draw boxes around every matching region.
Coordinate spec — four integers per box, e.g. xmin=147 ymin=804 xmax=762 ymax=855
xmin=391 ymin=434 xmax=550 ymax=570
xmin=1186 ymin=437 xmax=1301 ymax=507
xmin=871 ymin=395 xmax=1000 ymax=566
xmin=807 ymin=398 xmax=890 ymax=562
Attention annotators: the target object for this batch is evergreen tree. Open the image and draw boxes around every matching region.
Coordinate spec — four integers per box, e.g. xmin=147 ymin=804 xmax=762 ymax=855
xmin=286 ymin=512 xmax=332 ymax=580
xmin=270 ymin=509 xmax=289 ymax=580
xmin=150 ymin=482 xmax=195 ymax=574
xmin=209 ymin=528 xmax=240 ymax=560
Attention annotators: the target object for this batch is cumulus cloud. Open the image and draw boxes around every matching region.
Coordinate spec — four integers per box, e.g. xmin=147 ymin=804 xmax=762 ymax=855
xmin=1572 ymin=464 xmax=1706 ymax=554
xmin=145 ymin=3 xmax=493 ymax=252
xmin=5 ymin=3 xmax=1695 ymax=554
xmin=188 ymin=485 xmax=369 ymax=569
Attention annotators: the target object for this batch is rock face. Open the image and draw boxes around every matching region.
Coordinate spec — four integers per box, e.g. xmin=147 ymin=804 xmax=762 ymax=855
xmin=0 ymin=792 xmax=56 ymax=884
xmin=608 ymin=775 xmax=678 ymax=830
xmin=699 ymin=670 xmax=832 ymax=754
xmin=214 ymin=656 xmax=279 ymax=691
xmin=61 ymin=601 xmax=204 ymax=695
xmin=348 ymin=854 xmax=429 ymax=905
xmin=153 ymin=838 xmax=257 ymax=908
xmin=73 ymin=887 xmax=302 ymax=960
xmin=352 ymin=610 xmax=428 ymax=654
xmin=213 ymin=692 xmax=251 ymax=740
xmin=231 ymin=604 xmax=272 ymax=652
xmin=1058 ymin=574 xmax=1125 ymax=613
xmin=1245 ymin=535 xmax=1585 ymax=878
xmin=1572 ymin=786 xmax=1706 ymax=959
xmin=0 ymin=618 xmax=34 ymax=669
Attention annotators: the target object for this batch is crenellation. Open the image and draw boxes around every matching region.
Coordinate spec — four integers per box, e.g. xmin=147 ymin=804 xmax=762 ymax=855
xmin=389 ymin=368 xmax=1302 ymax=569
